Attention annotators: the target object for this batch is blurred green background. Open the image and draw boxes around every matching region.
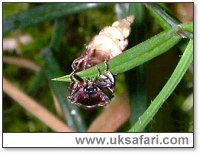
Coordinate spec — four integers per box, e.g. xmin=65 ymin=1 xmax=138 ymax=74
xmin=3 ymin=3 xmax=193 ymax=132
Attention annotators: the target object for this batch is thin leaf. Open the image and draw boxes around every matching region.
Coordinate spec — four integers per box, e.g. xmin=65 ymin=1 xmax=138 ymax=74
xmin=146 ymin=3 xmax=178 ymax=29
xmin=129 ymin=39 xmax=193 ymax=132
xmin=42 ymin=18 xmax=86 ymax=131
xmin=42 ymin=48 xmax=86 ymax=131
xmin=126 ymin=3 xmax=147 ymax=124
xmin=128 ymin=65 xmax=147 ymax=124
xmin=28 ymin=66 xmax=46 ymax=95
xmin=3 ymin=3 xmax=106 ymax=34
xmin=53 ymin=27 xmax=181 ymax=82
xmin=50 ymin=17 xmax=66 ymax=52
xmin=146 ymin=3 xmax=193 ymax=39
xmin=181 ymin=21 xmax=193 ymax=33
xmin=128 ymin=3 xmax=145 ymax=26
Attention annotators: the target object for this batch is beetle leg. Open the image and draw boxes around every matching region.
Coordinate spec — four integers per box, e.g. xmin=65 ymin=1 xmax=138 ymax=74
xmin=70 ymin=72 xmax=84 ymax=82
xmin=104 ymin=60 xmax=115 ymax=86
xmin=96 ymin=64 xmax=101 ymax=77
xmin=68 ymin=72 xmax=83 ymax=95
xmin=96 ymin=64 xmax=108 ymax=82
xmin=96 ymin=61 xmax=115 ymax=88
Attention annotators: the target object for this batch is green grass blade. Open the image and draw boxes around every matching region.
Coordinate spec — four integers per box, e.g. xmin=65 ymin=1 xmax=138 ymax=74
xmin=3 ymin=3 xmax=106 ymax=34
xmin=133 ymin=66 xmax=147 ymax=123
xmin=181 ymin=21 xmax=193 ymax=33
xmin=42 ymin=48 xmax=86 ymax=131
xmin=115 ymin=3 xmax=148 ymax=125
xmin=146 ymin=3 xmax=178 ymax=29
xmin=42 ymin=18 xmax=86 ymax=131
xmin=129 ymin=39 xmax=193 ymax=132
xmin=28 ymin=66 xmax=46 ymax=94
xmin=127 ymin=65 xmax=147 ymax=124
xmin=128 ymin=3 xmax=145 ymax=26
xmin=50 ymin=17 xmax=66 ymax=52
xmin=126 ymin=3 xmax=147 ymax=124
xmin=146 ymin=3 xmax=193 ymax=39
xmin=52 ymin=27 xmax=181 ymax=82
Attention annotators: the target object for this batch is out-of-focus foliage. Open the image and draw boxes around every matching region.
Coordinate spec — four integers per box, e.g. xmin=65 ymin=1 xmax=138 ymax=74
xmin=3 ymin=3 xmax=193 ymax=132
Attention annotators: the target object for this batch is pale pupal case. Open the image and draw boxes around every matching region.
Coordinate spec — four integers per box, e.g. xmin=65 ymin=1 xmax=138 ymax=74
xmin=87 ymin=15 xmax=135 ymax=58
xmin=71 ymin=15 xmax=135 ymax=71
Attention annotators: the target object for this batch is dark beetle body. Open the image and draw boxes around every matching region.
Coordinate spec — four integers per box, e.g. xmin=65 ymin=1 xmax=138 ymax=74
xmin=67 ymin=61 xmax=115 ymax=109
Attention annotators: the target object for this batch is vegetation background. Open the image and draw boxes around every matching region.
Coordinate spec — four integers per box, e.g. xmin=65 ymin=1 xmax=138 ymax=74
xmin=3 ymin=3 xmax=193 ymax=132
